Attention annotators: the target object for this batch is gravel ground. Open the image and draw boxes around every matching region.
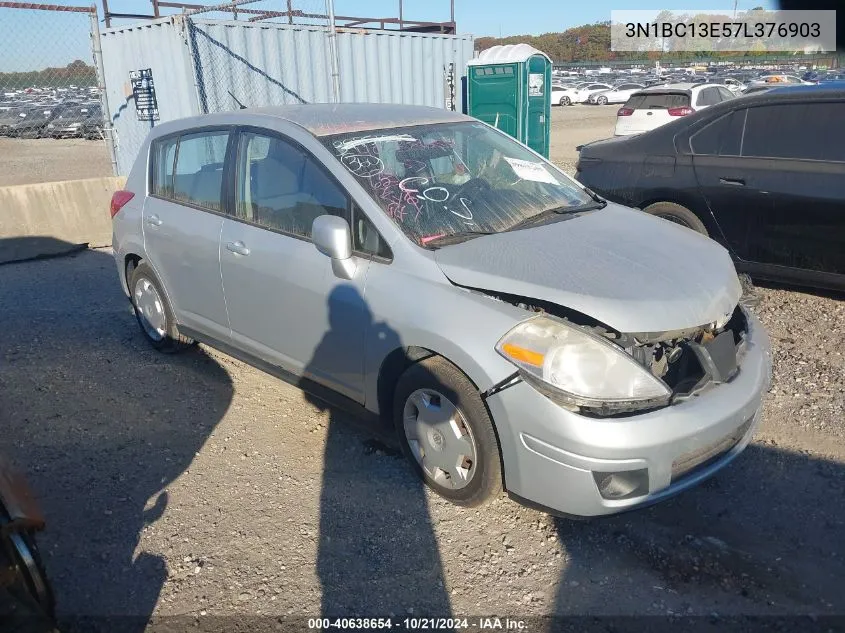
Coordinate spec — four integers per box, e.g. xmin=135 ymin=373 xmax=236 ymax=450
xmin=1 ymin=106 xmax=843 ymax=630
xmin=0 ymin=137 xmax=112 ymax=186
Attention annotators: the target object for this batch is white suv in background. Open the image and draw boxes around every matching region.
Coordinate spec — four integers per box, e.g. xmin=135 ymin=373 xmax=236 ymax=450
xmin=614 ymin=83 xmax=736 ymax=136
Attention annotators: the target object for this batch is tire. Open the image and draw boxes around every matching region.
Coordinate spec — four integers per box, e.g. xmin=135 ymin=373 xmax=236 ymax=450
xmin=643 ymin=201 xmax=709 ymax=236
xmin=394 ymin=356 xmax=502 ymax=507
xmin=597 ymin=95 xmax=608 ymax=105
xmin=560 ymin=96 xmax=571 ymax=106
xmin=129 ymin=262 xmax=194 ymax=353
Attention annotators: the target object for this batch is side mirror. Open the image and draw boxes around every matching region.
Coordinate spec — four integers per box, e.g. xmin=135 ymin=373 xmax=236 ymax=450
xmin=312 ymin=215 xmax=356 ymax=280
xmin=313 ymin=215 xmax=352 ymax=260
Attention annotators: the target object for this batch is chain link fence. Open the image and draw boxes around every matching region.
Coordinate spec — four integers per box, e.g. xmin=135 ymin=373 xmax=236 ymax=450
xmin=0 ymin=2 xmax=113 ymax=186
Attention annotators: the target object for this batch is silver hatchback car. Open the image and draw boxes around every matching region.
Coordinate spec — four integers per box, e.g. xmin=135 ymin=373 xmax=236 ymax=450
xmin=111 ymin=104 xmax=772 ymax=517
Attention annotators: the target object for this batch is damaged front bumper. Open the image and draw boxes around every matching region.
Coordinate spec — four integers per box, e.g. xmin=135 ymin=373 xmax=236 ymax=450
xmin=486 ymin=311 xmax=772 ymax=518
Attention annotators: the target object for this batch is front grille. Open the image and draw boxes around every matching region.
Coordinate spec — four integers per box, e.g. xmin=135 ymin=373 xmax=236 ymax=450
xmin=671 ymin=417 xmax=753 ymax=483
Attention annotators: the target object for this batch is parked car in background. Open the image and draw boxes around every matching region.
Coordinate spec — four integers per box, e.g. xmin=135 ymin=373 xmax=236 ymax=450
xmin=586 ymin=83 xmax=645 ymax=105
xmin=576 ymin=85 xmax=845 ymax=291
xmin=745 ymin=74 xmax=812 ymax=90
xmin=4 ymin=105 xmax=63 ymax=138
xmin=46 ymin=103 xmax=102 ymax=139
xmin=712 ymin=77 xmax=746 ymax=94
xmin=112 ymin=103 xmax=771 ymax=518
xmin=0 ymin=107 xmax=30 ymax=136
xmin=614 ymin=83 xmax=736 ymax=136
xmin=551 ymin=82 xmax=612 ymax=106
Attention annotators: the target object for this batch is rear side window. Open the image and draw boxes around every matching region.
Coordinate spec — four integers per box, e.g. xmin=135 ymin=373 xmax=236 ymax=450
xmin=624 ymin=93 xmax=691 ymax=110
xmin=742 ymin=103 xmax=845 ymax=162
xmin=691 ymin=109 xmax=745 ymax=156
xmin=695 ymin=87 xmax=721 ymax=107
xmin=172 ymin=131 xmax=229 ymax=211
xmin=152 ymin=136 xmax=177 ymax=197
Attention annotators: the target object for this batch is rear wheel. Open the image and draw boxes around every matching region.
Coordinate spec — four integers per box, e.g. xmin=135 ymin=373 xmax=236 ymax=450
xmin=129 ymin=262 xmax=194 ymax=353
xmin=643 ymin=201 xmax=708 ymax=236
xmin=394 ymin=356 xmax=502 ymax=507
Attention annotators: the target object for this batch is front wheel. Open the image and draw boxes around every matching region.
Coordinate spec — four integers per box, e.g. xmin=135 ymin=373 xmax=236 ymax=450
xmin=559 ymin=96 xmax=571 ymax=106
xmin=394 ymin=356 xmax=502 ymax=507
xmin=597 ymin=95 xmax=608 ymax=105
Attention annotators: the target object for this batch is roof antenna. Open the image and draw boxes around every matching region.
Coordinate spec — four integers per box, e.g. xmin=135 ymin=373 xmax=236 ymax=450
xmin=228 ymin=90 xmax=247 ymax=109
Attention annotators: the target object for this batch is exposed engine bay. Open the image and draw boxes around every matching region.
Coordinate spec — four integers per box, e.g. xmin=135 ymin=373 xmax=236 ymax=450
xmin=476 ymin=288 xmax=750 ymax=414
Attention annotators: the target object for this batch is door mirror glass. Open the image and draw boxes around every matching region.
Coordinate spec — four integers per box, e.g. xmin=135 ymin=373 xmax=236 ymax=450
xmin=313 ymin=215 xmax=352 ymax=260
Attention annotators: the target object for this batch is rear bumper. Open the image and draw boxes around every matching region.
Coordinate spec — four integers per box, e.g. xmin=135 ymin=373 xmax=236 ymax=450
xmin=487 ymin=312 xmax=772 ymax=517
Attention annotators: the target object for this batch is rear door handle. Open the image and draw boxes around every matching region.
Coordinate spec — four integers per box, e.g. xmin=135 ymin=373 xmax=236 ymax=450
xmin=146 ymin=214 xmax=162 ymax=226
xmin=225 ymin=241 xmax=250 ymax=256
xmin=719 ymin=177 xmax=745 ymax=186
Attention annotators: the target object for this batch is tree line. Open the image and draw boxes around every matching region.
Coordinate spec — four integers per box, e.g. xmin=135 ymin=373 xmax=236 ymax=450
xmin=0 ymin=60 xmax=96 ymax=90
xmin=473 ymin=8 xmax=802 ymax=63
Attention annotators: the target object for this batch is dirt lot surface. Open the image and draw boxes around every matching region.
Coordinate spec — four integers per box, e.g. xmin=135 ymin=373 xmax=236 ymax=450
xmin=1 ymin=106 xmax=844 ymax=631
xmin=0 ymin=137 xmax=112 ymax=186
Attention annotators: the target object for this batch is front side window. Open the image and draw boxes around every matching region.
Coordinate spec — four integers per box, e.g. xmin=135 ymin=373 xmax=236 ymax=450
xmin=322 ymin=121 xmax=593 ymax=248
xmin=236 ymin=132 xmax=348 ymax=238
xmin=172 ymin=131 xmax=229 ymax=211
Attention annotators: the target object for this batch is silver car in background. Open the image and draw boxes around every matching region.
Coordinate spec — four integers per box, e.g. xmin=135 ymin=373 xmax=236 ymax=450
xmin=111 ymin=104 xmax=771 ymax=517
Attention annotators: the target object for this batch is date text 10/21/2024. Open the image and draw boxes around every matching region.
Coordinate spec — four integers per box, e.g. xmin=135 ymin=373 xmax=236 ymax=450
xmin=307 ymin=617 xmax=529 ymax=630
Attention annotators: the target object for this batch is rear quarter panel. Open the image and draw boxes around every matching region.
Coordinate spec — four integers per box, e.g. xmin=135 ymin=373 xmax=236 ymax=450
xmin=112 ymin=136 xmax=151 ymax=296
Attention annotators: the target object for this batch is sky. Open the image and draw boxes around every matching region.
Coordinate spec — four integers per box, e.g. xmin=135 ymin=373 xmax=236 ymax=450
xmin=1 ymin=0 xmax=781 ymax=72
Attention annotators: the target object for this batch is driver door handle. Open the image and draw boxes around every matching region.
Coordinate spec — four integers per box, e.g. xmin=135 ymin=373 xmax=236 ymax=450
xmin=225 ymin=241 xmax=250 ymax=256
xmin=146 ymin=214 xmax=162 ymax=226
xmin=719 ymin=177 xmax=745 ymax=186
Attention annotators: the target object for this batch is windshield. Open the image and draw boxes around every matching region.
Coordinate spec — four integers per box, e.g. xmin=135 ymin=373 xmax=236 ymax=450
xmin=322 ymin=121 xmax=592 ymax=248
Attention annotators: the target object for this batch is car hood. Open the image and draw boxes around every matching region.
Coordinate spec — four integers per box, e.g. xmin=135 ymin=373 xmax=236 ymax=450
xmin=433 ymin=203 xmax=741 ymax=333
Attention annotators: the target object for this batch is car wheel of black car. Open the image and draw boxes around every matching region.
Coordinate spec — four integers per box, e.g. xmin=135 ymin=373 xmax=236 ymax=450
xmin=643 ymin=202 xmax=708 ymax=236
xmin=394 ymin=356 xmax=503 ymax=508
xmin=129 ymin=262 xmax=194 ymax=353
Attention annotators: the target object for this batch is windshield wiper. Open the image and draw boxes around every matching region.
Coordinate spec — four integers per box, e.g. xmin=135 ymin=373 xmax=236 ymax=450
xmin=507 ymin=190 xmax=608 ymax=233
xmin=422 ymin=230 xmax=495 ymax=248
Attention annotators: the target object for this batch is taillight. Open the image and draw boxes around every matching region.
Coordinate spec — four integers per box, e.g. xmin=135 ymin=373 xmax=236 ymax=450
xmin=667 ymin=106 xmax=694 ymax=116
xmin=110 ymin=190 xmax=134 ymax=218
xmin=617 ymin=107 xmax=634 ymax=116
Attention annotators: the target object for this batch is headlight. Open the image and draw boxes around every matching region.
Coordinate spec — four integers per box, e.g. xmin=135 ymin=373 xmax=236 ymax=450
xmin=495 ymin=315 xmax=671 ymax=413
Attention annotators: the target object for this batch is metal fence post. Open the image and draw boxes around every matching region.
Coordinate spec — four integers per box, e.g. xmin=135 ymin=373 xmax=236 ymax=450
xmin=325 ymin=0 xmax=341 ymax=102
xmin=89 ymin=6 xmax=119 ymax=176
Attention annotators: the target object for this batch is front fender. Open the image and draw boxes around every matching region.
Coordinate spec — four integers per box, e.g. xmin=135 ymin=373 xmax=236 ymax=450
xmin=361 ymin=264 xmax=526 ymax=414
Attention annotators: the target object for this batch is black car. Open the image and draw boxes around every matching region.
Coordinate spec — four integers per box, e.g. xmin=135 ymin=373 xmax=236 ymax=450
xmin=575 ymin=85 xmax=845 ymax=292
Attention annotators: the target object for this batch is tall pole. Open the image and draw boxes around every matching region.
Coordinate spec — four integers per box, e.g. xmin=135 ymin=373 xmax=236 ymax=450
xmin=325 ymin=0 xmax=341 ymax=102
xmin=89 ymin=6 xmax=119 ymax=176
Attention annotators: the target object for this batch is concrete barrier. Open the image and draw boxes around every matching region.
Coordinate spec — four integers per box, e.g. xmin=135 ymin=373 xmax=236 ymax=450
xmin=0 ymin=176 xmax=125 ymax=263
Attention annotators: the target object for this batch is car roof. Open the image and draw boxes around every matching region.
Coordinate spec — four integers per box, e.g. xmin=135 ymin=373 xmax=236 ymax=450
xmin=765 ymin=82 xmax=845 ymax=96
xmin=637 ymin=82 xmax=725 ymax=93
xmin=152 ymin=103 xmax=473 ymax=138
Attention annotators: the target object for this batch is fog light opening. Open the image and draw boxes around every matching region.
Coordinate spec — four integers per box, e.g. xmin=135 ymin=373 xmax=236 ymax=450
xmin=593 ymin=469 xmax=649 ymax=500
